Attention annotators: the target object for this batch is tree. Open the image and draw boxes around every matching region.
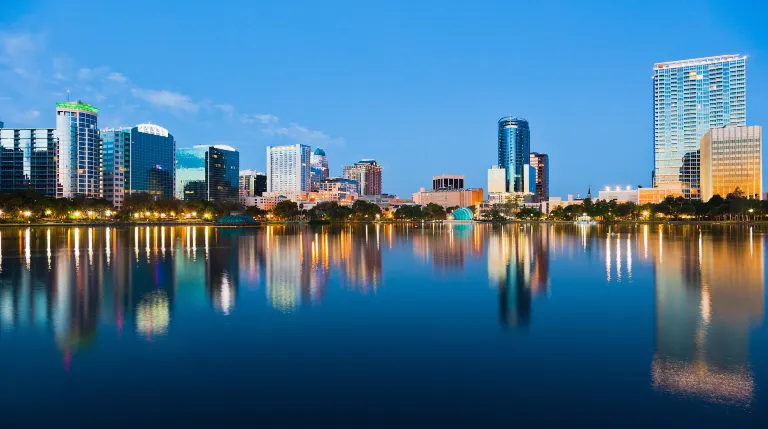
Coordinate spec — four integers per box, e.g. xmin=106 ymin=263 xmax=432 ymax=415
xmin=271 ymin=200 xmax=300 ymax=220
xmin=394 ymin=205 xmax=424 ymax=220
xmin=423 ymin=203 xmax=446 ymax=220
xmin=245 ymin=206 xmax=268 ymax=219
xmin=351 ymin=200 xmax=382 ymax=221
xmin=307 ymin=201 xmax=352 ymax=221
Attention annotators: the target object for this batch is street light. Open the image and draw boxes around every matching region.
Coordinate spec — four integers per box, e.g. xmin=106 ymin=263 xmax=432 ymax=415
xmin=45 ymin=209 xmax=52 ymax=216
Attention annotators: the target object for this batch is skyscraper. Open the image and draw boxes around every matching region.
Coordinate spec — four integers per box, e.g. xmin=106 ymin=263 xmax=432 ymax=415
xmin=239 ymin=170 xmax=267 ymax=197
xmin=101 ymin=128 xmax=131 ymax=207
xmin=529 ymin=152 xmax=549 ymax=202
xmin=266 ymin=144 xmax=311 ymax=194
xmin=129 ymin=124 xmax=176 ymax=199
xmin=342 ymin=159 xmax=382 ymax=195
xmin=55 ymin=101 xmax=101 ymax=198
xmin=653 ymin=55 xmax=747 ymax=199
xmin=176 ymin=145 xmax=239 ymax=202
xmin=498 ymin=117 xmax=530 ymax=193
xmin=310 ymin=147 xmax=329 ymax=190
xmin=487 ymin=166 xmax=506 ymax=194
xmin=700 ymin=125 xmax=762 ymax=201
xmin=0 ymin=127 xmax=58 ymax=196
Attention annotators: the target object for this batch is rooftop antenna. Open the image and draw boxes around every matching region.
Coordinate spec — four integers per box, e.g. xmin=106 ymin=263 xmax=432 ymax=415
xmin=66 ymin=90 xmax=70 ymax=102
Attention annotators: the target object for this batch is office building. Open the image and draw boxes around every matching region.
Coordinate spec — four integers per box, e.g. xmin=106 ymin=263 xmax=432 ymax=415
xmin=176 ymin=145 xmax=239 ymax=202
xmin=432 ymin=174 xmax=464 ymax=191
xmin=101 ymin=128 xmax=131 ymax=207
xmin=55 ymin=101 xmax=101 ymax=198
xmin=239 ymin=170 xmax=267 ymax=197
xmin=700 ymin=125 xmax=762 ymax=201
xmin=0 ymin=127 xmax=58 ymax=196
xmin=653 ymin=55 xmax=747 ymax=199
xmin=498 ymin=117 xmax=530 ymax=193
xmin=310 ymin=147 xmax=329 ymax=189
xmin=530 ymin=152 xmax=549 ymax=202
xmin=342 ymin=159 xmax=382 ymax=195
xmin=598 ymin=186 xmax=639 ymax=203
xmin=266 ymin=144 xmax=311 ymax=194
xmin=315 ymin=177 xmax=359 ymax=201
xmin=488 ymin=166 xmax=506 ymax=194
xmin=412 ymin=187 xmax=484 ymax=208
xmin=129 ymin=124 xmax=175 ymax=199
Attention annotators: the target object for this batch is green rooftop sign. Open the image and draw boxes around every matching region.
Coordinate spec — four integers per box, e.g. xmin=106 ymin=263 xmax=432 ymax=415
xmin=56 ymin=102 xmax=99 ymax=114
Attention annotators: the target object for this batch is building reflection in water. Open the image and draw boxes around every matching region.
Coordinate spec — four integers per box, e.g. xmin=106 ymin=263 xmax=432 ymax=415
xmin=488 ymin=225 xmax=550 ymax=327
xmin=650 ymin=226 xmax=763 ymax=406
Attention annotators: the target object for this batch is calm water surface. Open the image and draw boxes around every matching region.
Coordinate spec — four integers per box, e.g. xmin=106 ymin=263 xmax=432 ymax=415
xmin=0 ymin=224 xmax=767 ymax=427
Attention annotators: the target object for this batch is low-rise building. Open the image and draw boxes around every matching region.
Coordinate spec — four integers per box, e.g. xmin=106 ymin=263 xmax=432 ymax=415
xmin=412 ymin=188 xmax=484 ymax=208
xmin=597 ymin=186 xmax=639 ymax=203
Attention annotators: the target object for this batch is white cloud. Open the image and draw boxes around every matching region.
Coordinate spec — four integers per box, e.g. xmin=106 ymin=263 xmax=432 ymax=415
xmin=53 ymin=72 xmax=66 ymax=80
xmin=106 ymin=72 xmax=127 ymax=84
xmin=266 ymin=122 xmax=343 ymax=146
xmin=0 ymin=33 xmax=38 ymax=58
xmin=131 ymin=88 xmax=199 ymax=112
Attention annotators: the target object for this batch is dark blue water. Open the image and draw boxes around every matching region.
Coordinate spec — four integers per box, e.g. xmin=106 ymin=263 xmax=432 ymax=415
xmin=0 ymin=224 xmax=766 ymax=428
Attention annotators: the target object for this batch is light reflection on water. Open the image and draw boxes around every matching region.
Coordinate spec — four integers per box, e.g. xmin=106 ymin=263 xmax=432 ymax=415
xmin=0 ymin=224 xmax=765 ymax=425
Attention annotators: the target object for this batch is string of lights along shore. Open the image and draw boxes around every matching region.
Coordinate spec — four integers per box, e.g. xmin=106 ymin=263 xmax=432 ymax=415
xmin=0 ymin=53 xmax=760 ymax=218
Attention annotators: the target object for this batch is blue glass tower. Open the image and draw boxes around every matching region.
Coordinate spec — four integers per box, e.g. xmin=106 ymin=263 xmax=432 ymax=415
xmin=129 ymin=124 xmax=175 ymax=200
xmin=176 ymin=145 xmax=239 ymax=202
xmin=653 ymin=55 xmax=746 ymax=199
xmin=497 ymin=117 xmax=530 ymax=193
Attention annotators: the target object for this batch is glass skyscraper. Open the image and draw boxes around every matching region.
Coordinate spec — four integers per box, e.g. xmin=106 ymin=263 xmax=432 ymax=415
xmin=55 ymin=101 xmax=101 ymax=198
xmin=176 ymin=145 xmax=239 ymax=202
xmin=0 ymin=128 xmax=58 ymax=196
xmin=101 ymin=128 xmax=131 ymax=207
xmin=498 ymin=117 xmax=530 ymax=193
xmin=530 ymin=152 xmax=549 ymax=202
xmin=653 ymin=55 xmax=746 ymax=199
xmin=129 ymin=124 xmax=175 ymax=200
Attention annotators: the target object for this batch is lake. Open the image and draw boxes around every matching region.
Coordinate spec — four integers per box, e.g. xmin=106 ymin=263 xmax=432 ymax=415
xmin=0 ymin=224 xmax=766 ymax=427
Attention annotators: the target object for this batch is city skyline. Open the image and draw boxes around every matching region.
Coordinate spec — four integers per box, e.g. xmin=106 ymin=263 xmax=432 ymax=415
xmin=2 ymin=1 xmax=767 ymax=198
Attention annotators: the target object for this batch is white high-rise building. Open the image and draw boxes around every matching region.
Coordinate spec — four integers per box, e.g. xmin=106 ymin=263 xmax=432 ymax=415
xmin=266 ymin=144 xmax=311 ymax=194
xmin=488 ymin=166 xmax=506 ymax=194
xmin=56 ymin=101 xmax=101 ymax=198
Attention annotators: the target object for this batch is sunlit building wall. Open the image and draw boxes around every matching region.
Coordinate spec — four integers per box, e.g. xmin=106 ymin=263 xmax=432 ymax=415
xmin=342 ymin=159 xmax=382 ymax=196
xmin=267 ymin=144 xmax=311 ymax=194
xmin=55 ymin=101 xmax=101 ymax=198
xmin=700 ymin=125 xmax=761 ymax=201
xmin=487 ymin=165 xmax=506 ymax=194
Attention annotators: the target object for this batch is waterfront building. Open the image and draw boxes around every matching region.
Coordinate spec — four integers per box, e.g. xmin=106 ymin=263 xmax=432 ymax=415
xmin=176 ymin=145 xmax=239 ymax=202
xmin=412 ymin=187 xmax=484 ymax=209
xmin=343 ymin=159 xmax=382 ymax=195
xmin=432 ymin=174 xmax=464 ymax=191
xmin=597 ymin=186 xmax=639 ymax=203
xmin=266 ymin=144 xmax=311 ymax=194
xmin=239 ymin=170 xmax=267 ymax=197
xmin=129 ymin=124 xmax=175 ymax=200
xmin=101 ymin=128 xmax=131 ymax=207
xmin=315 ymin=177 xmax=359 ymax=201
xmin=530 ymin=152 xmax=549 ymax=202
xmin=488 ymin=166 xmax=506 ymax=193
xmin=498 ymin=117 xmax=530 ymax=193
xmin=638 ymin=188 xmax=679 ymax=205
xmin=55 ymin=101 xmax=101 ymax=198
xmin=653 ymin=55 xmax=747 ymax=199
xmin=0 ymin=127 xmax=58 ymax=196
xmin=700 ymin=124 xmax=762 ymax=201
xmin=310 ymin=148 xmax=329 ymax=190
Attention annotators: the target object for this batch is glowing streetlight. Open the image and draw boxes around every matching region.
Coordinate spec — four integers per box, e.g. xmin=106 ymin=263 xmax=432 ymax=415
xmin=73 ymin=211 xmax=82 ymax=218
xmin=642 ymin=210 xmax=649 ymax=217
xmin=749 ymin=209 xmax=755 ymax=213
xmin=191 ymin=212 xmax=197 ymax=217
xmin=133 ymin=213 xmax=140 ymax=219
xmin=44 ymin=209 xmax=52 ymax=216
xmin=203 ymin=213 xmax=211 ymax=219
xmin=23 ymin=211 xmax=32 ymax=217
xmin=105 ymin=210 xmax=112 ymax=217
xmin=160 ymin=213 xmax=167 ymax=218
xmin=170 ymin=211 xmax=176 ymax=216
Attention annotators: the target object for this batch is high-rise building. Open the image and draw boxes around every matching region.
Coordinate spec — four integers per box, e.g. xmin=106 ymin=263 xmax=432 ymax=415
xmin=432 ymin=174 xmax=464 ymax=191
xmin=487 ymin=166 xmax=506 ymax=194
xmin=55 ymin=101 xmax=101 ymax=198
xmin=310 ymin=147 xmax=329 ymax=190
xmin=239 ymin=170 xmax=267 ymax=197
xmin=529 ymin=152 xmax=549 ymax=202
xmin=653 ymin=55 xmax=747 ymax=199
xmin=101 ymin=128 xmax=131 ymax=207
xmin=315 ymin=177 xmax=360 ymax=201
xmin=498 ymin=117 xmax=530 ymax=193
xmin=0 ymin=127 xmax=58 ymax=196
xmin=342 ymin=159 xmax=382 ymax=195
xmin=700 ymin=125 xmax=762 ymax=201
xmin=176 ymin=145 xmax=239 ymax=202
xmin=266 ymin=144 xmax=311 ymax=194
xmin=129 ymin=124 xmax=175 ymax=200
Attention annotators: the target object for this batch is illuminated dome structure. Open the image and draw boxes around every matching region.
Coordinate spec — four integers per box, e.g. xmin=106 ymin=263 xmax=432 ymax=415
xmin=449 ymin=207 xmax=474 ymax=221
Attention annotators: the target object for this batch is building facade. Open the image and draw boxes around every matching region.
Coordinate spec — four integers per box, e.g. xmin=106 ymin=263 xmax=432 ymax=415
xmin=653 ymin=55 xmax=747 ymax=199
xmin=530 ymin=152 xmax=549 ymax=202
xmin=597 ymin=187 xmax=639 ymax=203
xmin=176 ymin=145 xmax=239 ymax=202
xmin=432 ymin=174 xmax=464 ymax=191
xmin=315 ymin=177 xmax=359 ymax=201
xmin=310 ymin=147 xmax=329 ymax=190
xmin=488 ymin=166 xmax=506 ymax=193
xmin=55 ymin=101 xmax=101 ymax=198
xmin=342 ymin=159 xmax=382 ymax=196
xmin=412 ymin=188 xmax=484 ymax=208
xmin=129 ymin=124 xmax=175 ymax=199
xmin=239 ymin=170 xmax=267 ymax=198
xmin=101 ymin=128 xmax=131 ymax=207
xmin=266 ymin=144 xmax=311 ymax=194
xmin=700 ymin=125 xmax=762 ymax=201
xmin=498 ymin=117 xmax=530 ymax=193
xmin=0 ymin=128 xmax=58 ymax=196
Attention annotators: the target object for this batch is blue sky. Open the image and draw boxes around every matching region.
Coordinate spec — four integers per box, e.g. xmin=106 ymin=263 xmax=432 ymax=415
xmin=1 ymin=0 xmax=767 ymax=198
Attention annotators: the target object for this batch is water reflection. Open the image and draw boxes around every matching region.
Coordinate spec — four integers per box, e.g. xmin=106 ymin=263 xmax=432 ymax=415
xmin=0 ymin=224 xmax=764 ymax=409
